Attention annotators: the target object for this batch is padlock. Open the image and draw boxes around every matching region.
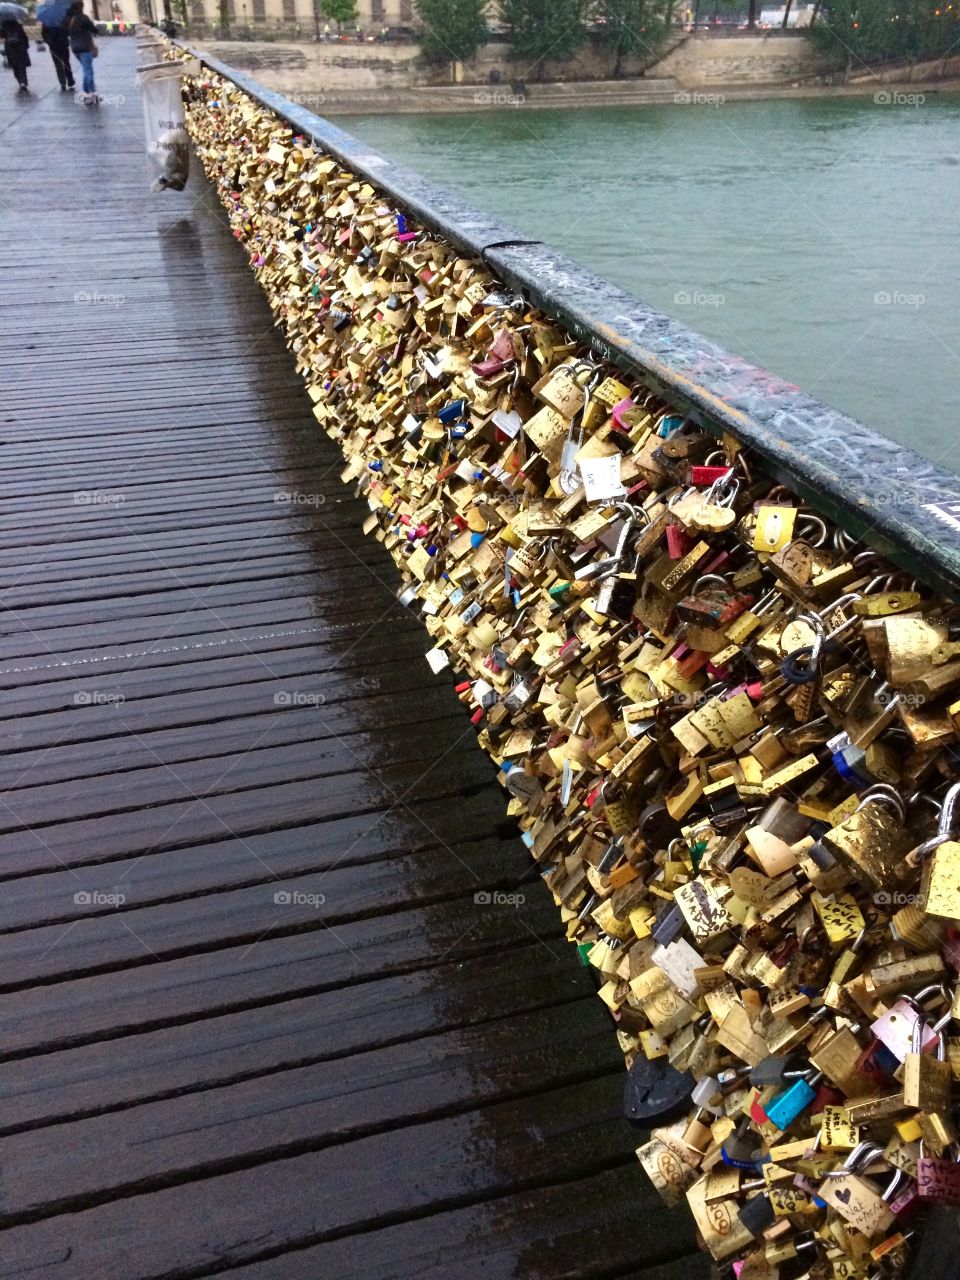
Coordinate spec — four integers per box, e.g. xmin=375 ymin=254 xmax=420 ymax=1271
xmin=914 ymin=782 xmax=960 ymax=918
xmin=749 ymin=1053 xmax=808 ymax=1088
xmin=724 ymin=587 xmax=784 ymax=648
xmin=764 ymin=1070 xmax=823 ymax=1131
xmin=819 ymin=784 xmax=914 ymax=893
xmin=917 ymin=1141 xmax=960 ymax=1204
xmin=689 ymin=473 xmax=741 ymax=534
xmin=883 ymin=1167 xmax=921 ymax=1220
xmin=817 ymin=1142 xmax=896 ymax=1234
xmin=681 ymin=1106 xmax=715 ymax=1159
xmin=903 ymin=1010 xmax=953 ymax=1112
xmin=721 ymin=1115 xmax=766 ymax=1170
xmin=737 ymin=1192 xmax=776 ymax=1237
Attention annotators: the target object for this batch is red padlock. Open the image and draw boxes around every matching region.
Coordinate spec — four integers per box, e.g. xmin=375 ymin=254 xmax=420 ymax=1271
xmin=690 ymin=465 xmax=732 ymax=485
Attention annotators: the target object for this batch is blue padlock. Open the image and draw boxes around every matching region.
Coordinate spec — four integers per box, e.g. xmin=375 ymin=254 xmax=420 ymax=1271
xmin=828 ymin=731 xmax=868 ymax=784
xmin=764 ymin=1070 xmax=822 ymax=1131
xmin=438 ymin=399 xmax=468 ymax=425
xmin=657 ymin=414 xmax=684 ymax=438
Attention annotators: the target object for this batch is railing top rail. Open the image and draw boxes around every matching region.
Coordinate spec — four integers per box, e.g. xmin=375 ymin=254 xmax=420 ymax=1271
xmin=179 ymin=40 xmax=960 ymax=599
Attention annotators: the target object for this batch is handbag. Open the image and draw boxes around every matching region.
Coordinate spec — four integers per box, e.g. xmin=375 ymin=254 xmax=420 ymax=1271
xmin=91 ymin=38 xmax=98 ymax=56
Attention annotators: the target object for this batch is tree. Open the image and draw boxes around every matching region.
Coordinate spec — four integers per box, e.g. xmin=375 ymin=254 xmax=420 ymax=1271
xmin=218 ymin=0 xmax=230 ymax=32
xmin=594 ymin=0 xmax=673 ymax=78
xmin=321 ymin=0 xmax=357 ymax=28
xmin=810 ymin=0 xmax=898 ymax=76
xmin=415 ymin=0 xmax=488 ymax=64
xmin=811 ymin=0 xmax=960 ymax=72
xmin=747 ymin=0 xmax=757 ymax=28
xmin=781 ymin=0 xmax=793 ymax=28
xmin=500 ymin=0 xmax=588 ymax=80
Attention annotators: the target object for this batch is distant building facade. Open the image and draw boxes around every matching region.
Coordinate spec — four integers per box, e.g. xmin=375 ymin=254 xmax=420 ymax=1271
xmin=100 ymin=0 xmax=415 ymax=32
xmin=758 ymin=3 xmax=816 ymax=26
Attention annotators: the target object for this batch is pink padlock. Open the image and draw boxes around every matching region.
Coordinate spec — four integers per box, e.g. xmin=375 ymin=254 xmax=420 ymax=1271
xmin=665 ymin=524 xmax=689 ymax=560
xmin=917 ymin=1147 xmax=960 ymax=1204
xmin=871 ymin=998 xmax=937 ymax=1062
xmin=700 ymin=549 xmax=730 ymax=576
xmin=888 ymin=1174 xmax=921 ymax=1219
xmin=611 ymin=396 xmax=634 ymax=429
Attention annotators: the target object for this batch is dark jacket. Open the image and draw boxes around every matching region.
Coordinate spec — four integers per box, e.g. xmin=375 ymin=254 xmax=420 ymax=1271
xmin=0 ymin=17 xmax=28 ymax=51
xmin=68 ymin=11 xmax=96 ymax=53
xmin=1 ymin=19 xmax=30 ymax=66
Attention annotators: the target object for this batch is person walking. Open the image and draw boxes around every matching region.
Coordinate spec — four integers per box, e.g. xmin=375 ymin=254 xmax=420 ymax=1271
xmin=67 ymin=0 xmax=97 ymax=101
xmin=1 ymin=16 xmax=30 ymax=92
xmin=38 ymin=3 xmax=75 ymax=92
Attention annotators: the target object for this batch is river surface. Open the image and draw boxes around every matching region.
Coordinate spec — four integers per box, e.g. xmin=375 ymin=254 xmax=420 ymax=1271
xmin=338 ymin=96 xmax=960 ymax=472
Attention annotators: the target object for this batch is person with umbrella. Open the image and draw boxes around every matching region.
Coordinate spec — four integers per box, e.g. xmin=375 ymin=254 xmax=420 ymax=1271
xmin=38 ymin=0 xmax=75 ymax=91
xmin=66 ymin=0 xmax=96 ymax=101
xmin=0 ymin=2 xmax=30 ymax=92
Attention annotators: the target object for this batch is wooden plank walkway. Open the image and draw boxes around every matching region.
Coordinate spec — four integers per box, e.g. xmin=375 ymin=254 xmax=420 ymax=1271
xmin=0 ymin=40 xmax=705 ymax=1279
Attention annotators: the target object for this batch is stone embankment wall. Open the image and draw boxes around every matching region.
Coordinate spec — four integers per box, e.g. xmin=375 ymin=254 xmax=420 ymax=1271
xmin=648 ymin=31 xmax=838 ymax=86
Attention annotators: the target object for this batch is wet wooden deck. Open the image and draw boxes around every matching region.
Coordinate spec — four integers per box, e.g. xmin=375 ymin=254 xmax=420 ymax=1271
xmin=0 ymin=40 xmax=704 ymax=1279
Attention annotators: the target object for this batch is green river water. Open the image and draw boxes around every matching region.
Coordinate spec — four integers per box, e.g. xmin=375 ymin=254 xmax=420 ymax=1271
xmin=339 ymin=95 xmax=960 ymax=472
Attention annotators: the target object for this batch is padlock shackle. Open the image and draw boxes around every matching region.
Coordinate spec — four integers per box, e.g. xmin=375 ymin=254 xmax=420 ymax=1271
xmin=796 ymin=512 xmax=828 ymax=547
xmin=822 ymin=1139 xmax=885 ymax=1177
xmin=906 ymin=831 xmax=954 ymax=867
xmin=938 ymin=780 xmax=960 ymax=838
xmin=690 ymin=573 xmax=727 ymax=593
xmin=854 ymin=783 xmax=906 ymax=824
xmin=905 ymin=788 xmax=960 ymax=864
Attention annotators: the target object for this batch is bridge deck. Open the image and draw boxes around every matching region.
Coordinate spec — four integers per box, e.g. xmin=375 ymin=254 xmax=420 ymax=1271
xmin=0 ymin=40 xmax=703 ymax=1280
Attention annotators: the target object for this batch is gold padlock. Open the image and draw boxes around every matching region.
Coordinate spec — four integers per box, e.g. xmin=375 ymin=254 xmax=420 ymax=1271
xmin=903 ymin=1011 xmax=953 ymax=1112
